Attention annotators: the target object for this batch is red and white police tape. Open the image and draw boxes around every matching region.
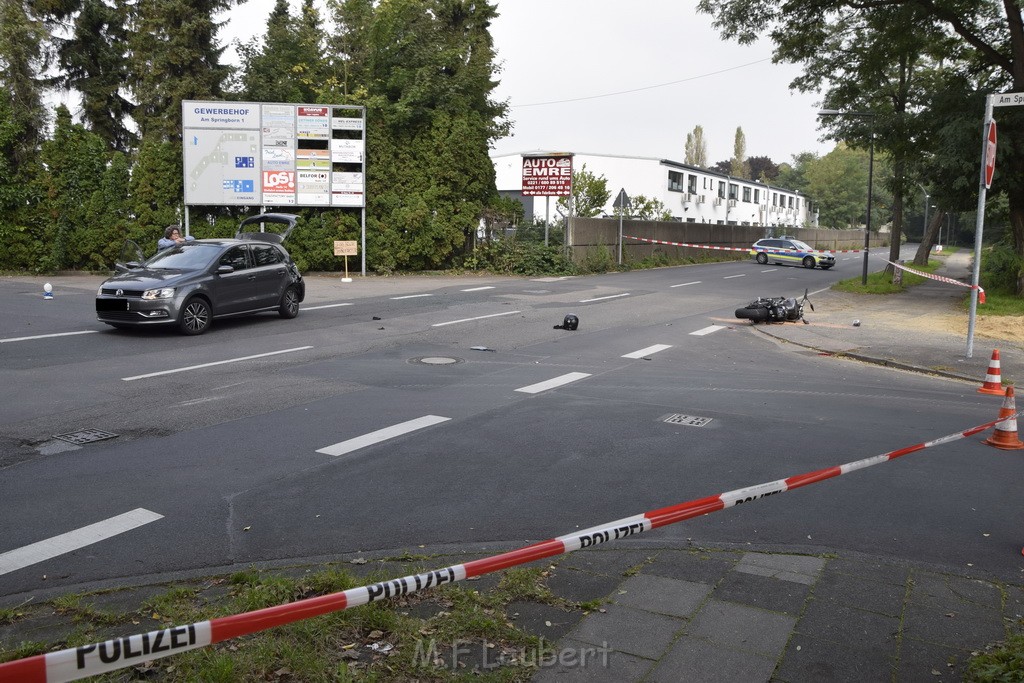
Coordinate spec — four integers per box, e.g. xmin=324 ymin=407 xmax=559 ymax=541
xmin=0 ymin=413 xmax=1015 ymax=682
xmin=887 ymin=260 xmax=986 ymax=303
xmin=622 ymin=234 xmax=847 ymax=255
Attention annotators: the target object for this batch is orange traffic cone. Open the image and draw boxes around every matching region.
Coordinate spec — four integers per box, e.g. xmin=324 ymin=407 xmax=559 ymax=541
xmin=978 ymin=349 xmax=1005 ymax=395
xmin=983 ymin=386 xmax=1024 ymax=450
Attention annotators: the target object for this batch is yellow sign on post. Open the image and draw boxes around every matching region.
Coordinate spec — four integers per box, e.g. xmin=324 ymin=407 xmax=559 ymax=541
xmin=333 ymin=240 xmax=358 ymax=282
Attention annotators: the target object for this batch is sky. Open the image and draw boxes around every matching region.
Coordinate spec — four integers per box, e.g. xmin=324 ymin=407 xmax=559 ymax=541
xmin=220 ymin=0 xmax=835 ymax=166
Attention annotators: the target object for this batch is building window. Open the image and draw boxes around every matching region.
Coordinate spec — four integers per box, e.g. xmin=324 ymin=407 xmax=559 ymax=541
xmin=718 ymin=181 xmax=726 ymax=198
xmin=668 ymin=171 xmax=684 ymax=192
xmin=742 ymin=187 xmax=751 ymax=202
xmin=754 ymin=189 xmax=760 ymax=203
xmin=796 ymin=197 xmax=801 ymax=210
xmin=788 ymin=196 xmax=794 ymax=208
xmin=728 ymin=183 xmax=738 ymax=200
xmin=688 ymin=174 xmax=698 ymax=193
xmin=772 ymin=192 xmax=778 ymax=206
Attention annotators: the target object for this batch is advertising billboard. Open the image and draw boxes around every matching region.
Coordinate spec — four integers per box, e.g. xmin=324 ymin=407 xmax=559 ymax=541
xmin=183 ymin=100 xmax=365 ymax=208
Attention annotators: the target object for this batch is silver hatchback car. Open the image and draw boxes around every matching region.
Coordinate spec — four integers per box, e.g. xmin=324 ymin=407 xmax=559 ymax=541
xmin=96 ymin=214 xmax=305 ymax=335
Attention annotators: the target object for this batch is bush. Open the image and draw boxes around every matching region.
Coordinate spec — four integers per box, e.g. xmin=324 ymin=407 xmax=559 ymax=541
xmin=980 ymin=242 xmax=1024 ymax=294
xmin=464 ymin=239 xmax=575 ymax=276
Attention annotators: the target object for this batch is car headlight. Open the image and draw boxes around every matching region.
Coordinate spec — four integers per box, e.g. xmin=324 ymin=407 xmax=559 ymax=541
xmin=142 ymin=287 xmax=175 ymax=300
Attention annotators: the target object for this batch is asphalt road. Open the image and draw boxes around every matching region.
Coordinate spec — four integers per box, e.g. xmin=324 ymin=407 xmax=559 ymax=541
xmin=1 ymin=250 xmax=1016 ymax=602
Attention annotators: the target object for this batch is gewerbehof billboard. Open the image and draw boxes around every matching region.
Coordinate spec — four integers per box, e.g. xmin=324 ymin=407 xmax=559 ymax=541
xmin=183 ymin=100 xmax=365 ymax=208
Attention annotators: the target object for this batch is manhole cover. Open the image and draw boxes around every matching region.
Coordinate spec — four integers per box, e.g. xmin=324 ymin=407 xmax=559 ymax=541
xmin=53 ymin=429 xmax=119 ymax=445
xmin=663 ymin=414 xmax=712 ymax=427
xmin=409 ymin=356 xmax=463 ymax=365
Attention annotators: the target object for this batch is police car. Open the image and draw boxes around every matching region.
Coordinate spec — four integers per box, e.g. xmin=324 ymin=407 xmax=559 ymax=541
xmin=750 ymin=238 xmax=835 ymax=270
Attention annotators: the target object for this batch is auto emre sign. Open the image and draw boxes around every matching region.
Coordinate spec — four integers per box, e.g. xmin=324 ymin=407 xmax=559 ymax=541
xmin=522 ymin=154 xmax=573 ymax=197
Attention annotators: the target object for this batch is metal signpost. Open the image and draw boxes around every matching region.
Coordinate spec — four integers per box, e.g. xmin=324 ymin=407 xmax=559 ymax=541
xmin=966 ymin=92 xmax=1020 ymax=357
xmin=613 ymin=188 xmax=630 ymax=264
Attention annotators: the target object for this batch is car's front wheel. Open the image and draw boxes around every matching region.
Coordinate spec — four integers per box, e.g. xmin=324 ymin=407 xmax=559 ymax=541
xmin=755 ymin=252 xmax=768 ymax=264
xmin=179 ymin=298 xmax=211 ymax=335
xmin=802 ymin=256 xmax=816 ymax=269
xmin=279 ymin=285 xmax=300 ymax=319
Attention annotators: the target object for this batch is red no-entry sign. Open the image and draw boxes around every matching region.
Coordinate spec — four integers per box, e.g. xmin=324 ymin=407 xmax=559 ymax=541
xmin=985 ymin=119 xmax=997 ymax=189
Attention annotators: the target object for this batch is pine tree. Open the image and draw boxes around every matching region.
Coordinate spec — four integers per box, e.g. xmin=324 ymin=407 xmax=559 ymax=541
xmin=54 ymin=0 xmax=136 ymax=151
xmin=129 ymin=0 xmax=235 ymax=141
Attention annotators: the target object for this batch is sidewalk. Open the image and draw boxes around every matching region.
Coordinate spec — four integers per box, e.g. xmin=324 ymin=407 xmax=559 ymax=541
xmin=751 ymin=250 xmax=1024 ymax=385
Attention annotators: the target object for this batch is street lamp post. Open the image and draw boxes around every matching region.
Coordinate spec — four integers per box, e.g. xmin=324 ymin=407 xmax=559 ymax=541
xmin=819 ymin=109 xmax=876 ymax=285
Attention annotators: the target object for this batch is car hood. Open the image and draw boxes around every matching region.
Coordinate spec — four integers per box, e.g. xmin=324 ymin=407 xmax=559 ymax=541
xmin=101 ymin=269 xmax=193 ymax=291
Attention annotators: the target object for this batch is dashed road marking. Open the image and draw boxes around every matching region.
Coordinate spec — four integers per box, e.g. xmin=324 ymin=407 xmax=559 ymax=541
xmin=461 ymin=286 xmax=495 ymax=292
xmin=723 ymin=274 xmax=746 ymax=279
xmin=622 ymin=344 xmax=672 ymax=359
xmin=0 ymin=330 xmax=99 ymax=344
xmin=303 ymin=303 xmax=354 ymax=310
xmin=690 ymin=325 xmax=726 ymax=336
xmin=316 ymin=415 xmax=451 ymax=456
xmin=432 ymin=310 xmax=521 ymax=327
xmin=391 ymin=294 xmax=433 ymax=300
xmin=516 ymin=372 xmax=591 ymax=394
xmin=121 ymin=347 xmax=313 ymax=381
xmin=0 ymin=508 xmax=163 ymax=576
xmin=670 ymin=281 xmax=701 ymax=288
xmin=579 ymin=293 xmax=630 ymax=303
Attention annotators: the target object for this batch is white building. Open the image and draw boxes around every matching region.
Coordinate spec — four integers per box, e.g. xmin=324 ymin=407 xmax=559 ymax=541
xmin=492 ymin=151 xmax=818 ymax=229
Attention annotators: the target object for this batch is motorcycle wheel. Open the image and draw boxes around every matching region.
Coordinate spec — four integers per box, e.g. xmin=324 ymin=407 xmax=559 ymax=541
xmin=735 ymin=306 xmax=769 ymax=323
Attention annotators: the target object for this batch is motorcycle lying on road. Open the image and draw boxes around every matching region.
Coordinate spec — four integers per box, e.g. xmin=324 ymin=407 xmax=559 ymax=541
xmin=734 ymin=289 xmax=813 ymax=324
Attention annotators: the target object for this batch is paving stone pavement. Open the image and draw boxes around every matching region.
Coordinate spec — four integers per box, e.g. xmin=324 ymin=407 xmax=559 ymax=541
xmin=530 ymin=547 xmax=1019 ymax=682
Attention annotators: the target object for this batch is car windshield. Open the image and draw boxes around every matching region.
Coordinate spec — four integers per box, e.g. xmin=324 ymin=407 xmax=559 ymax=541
xmin=790 ymin=240 xmax=812 ymax=251
xmin=145 ymin=243 xmax=220 ymax=270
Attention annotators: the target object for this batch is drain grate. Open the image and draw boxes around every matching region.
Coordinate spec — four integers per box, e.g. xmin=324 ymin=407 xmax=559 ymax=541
xmin=53 ymin=429 xmax=119 ymax=445
xmin=663 ymin=414 xmax=712 ymax=427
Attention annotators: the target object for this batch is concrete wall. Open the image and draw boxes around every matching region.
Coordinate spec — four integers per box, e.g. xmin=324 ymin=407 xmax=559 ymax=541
xmin=567 ymin=218 xmax=887 ymax=265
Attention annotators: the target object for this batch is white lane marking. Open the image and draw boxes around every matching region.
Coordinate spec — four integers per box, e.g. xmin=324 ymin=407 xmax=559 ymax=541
xmin=691 ymin=325 xmax=726 ymax=336
xmin=670 ymin=281 xmax=701 ymax=288
xmin=0 ymin=508 xmax=163 ymax=576
xmin=316 ymin=415 xmax=451 ymax=456
xmin=532 ymin=276 xmax=571 ymax=282
xmin=391 ymin=294 xmax=433 ymax=300
xmin=579 ymin=293 xmax=630 ymax=303
xmin=516 ymin=372 xmax=591 ymax=394
xmin=122 ymin=346 xmax=313 ymax=381
xmin=461 ymin=286 xmax=495 ymax=292
xmin=0 ymin=330 xmax=99 ymax=344
xmin=760 ymin=269 xmax=777 ymax=273
xmin=303 ymin=303 xmax=354 ymax=310
xmin=431 ymin=310 xmax=521 ymax=327
xmin=622 ymin=344 xmax=672 ymax=359
xmin=723 ymin=274 xmax=746 ymax=279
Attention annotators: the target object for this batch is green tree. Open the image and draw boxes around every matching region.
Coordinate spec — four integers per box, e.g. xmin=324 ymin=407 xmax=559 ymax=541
xmin=37 ymin=105 xmax=108 ymax=269
xmin=327 ymin=0 xmax=510 ymax=271
xmin=804 ymin=143 xmax=891 ymax=230
xmin=85 ymin=150 xmax=134 ymax=267
xmin=0 ymin=0 xmax=48 ymax=168
xmin=557 ymin=164 xmax=610 ymax=218
xmin=129 ymin=0 xmax=236 ymax=141
xmin=129 ymin=133 xmax=183 ymax=238
xmin=54 ymin=0 xmax=136 ymax=151
xmin=731 ymin=127 xmax=749 ymax=178
xmin=615 ymin=194 xmax=673 ymax=221
xmin=748 ymin=156 xmax=780 ymax=182
xmin=775 ymin=152 xmax=817 ymax=194
xmin=233 ymin=0 xmax=328 ymax=103
xmin=684 ymin=125 xmax=708 ymax=166
xmin=698 ymin=0 xmax=1024 ymax=292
